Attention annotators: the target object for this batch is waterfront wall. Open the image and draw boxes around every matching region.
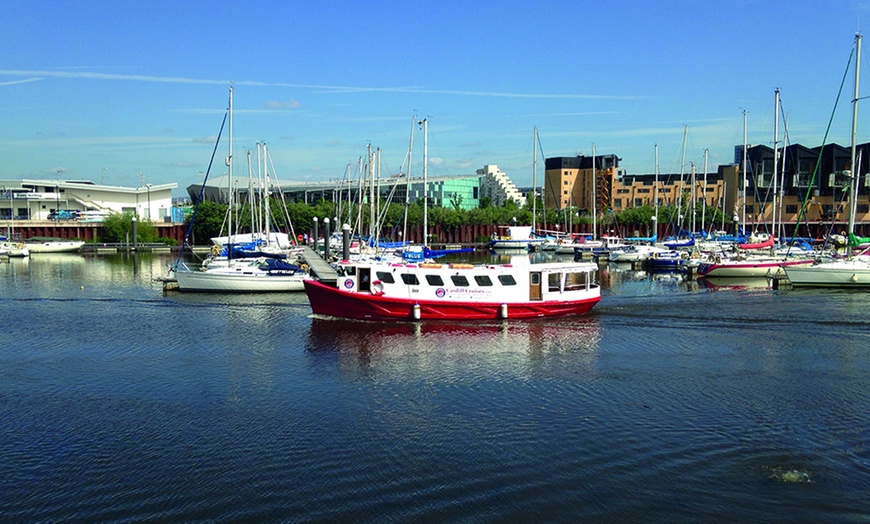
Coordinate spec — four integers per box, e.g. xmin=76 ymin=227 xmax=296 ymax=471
xmin=2 ymin=221 xmax=187 ymax=245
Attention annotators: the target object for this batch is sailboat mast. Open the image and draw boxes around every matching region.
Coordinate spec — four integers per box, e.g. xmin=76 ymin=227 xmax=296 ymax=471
xmin=772 ymin=88 xmax=780 ymax=238
xmin=403 ymin=116 xmax=415 ymax=246
xmin=421 ymin=118 xmax=428 ymax=247
xmin=263 ymin=143 xmax=271 ymax=243
xmin=591 ymin=143 xmax=597 ymax=240
xmin=702 ymin=148 xmax=709 ymax=234
xmin=533 ymin=126 xmax=537 ymax=233
xmin=849 ymin=33 xmax=862 ymax=237
xmin=227 ymin=86 xmax=234 ymax=260
xmin=690 ymin=161 xmax=696 ymax=234
xmin=742 ymin=110 xmax=747 ymax=233
xmin=654 ymin=144 xmax=659 ymax=238
xmin=677 ymin=125 xmax=688 ymax=233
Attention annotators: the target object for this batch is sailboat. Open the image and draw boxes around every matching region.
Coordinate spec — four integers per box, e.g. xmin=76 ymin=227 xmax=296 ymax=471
xmin=698 ymin=89 xmax=816 ymax=278
xmin=173 ymin=87 xmax=311 ymax=292
xmin=786 ymin=33 xmax=870 ymax=286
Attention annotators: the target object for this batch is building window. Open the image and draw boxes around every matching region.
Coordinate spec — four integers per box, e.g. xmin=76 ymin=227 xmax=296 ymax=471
xmin=614 ymin=198 xmax=622 ymax=208
xmin=858 ymin=204 xmax=869 ymax=214
xmin=785 ymin=205 xmax=798 ymax=214
xmin=634 ymin=198 xmax=643 ymax=207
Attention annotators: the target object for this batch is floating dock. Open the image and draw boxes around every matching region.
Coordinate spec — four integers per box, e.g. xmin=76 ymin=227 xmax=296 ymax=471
xmin=298 ymin=246 xmax=338 ymax=284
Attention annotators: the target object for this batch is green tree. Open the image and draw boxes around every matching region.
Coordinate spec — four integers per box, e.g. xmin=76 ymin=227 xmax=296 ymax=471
xmin=102 ymin=211 xmax=159 ymax=243
xmin=185 ymin=200 xmax=227 ymax=245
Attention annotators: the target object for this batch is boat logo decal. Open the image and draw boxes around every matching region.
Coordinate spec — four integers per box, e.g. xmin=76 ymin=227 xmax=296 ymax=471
xmin=344 ymin=278 xmax=354 ymax=289
xmin=435 ymin=287 xmax=446 ymax=298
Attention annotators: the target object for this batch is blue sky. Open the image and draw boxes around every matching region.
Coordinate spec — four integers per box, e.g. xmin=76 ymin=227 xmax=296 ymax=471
xmin=2 ymin=0 xmax=870 ymax=196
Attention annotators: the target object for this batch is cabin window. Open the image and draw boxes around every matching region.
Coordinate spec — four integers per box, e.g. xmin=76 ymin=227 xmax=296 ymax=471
xmin=497 ymin=275 xmax=517 ymax=286
xmin=400 ymin=273 xmax=420 ymax=285
xmin=451 ymin=275 xmax=470 ymax=286
xmin=474 ymin=275 xmax=493 ymax=286
xmin=548 ymin=273 xmax=562 ymax=292
xmin=564 ymin=272 xmax=587 ymax=291
xmin=375 ymin=271 xmax=395 ymax=284
xmin=425 ymin=274 xmax=444 ymax=286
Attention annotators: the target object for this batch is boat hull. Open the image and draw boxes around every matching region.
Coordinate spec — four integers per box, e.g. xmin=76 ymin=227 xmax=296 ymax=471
xmin=27 ymin=241 xmax=84 ymax=253
xmin=785 ymin=261 xmax=870 ymax=287
xmin=696 ymin=258 xmax=813 ymax=278
xmin=174 ymin=270 xmax=309 ymax=292
xmin=304 ymin=279 xmax=600 ymax=321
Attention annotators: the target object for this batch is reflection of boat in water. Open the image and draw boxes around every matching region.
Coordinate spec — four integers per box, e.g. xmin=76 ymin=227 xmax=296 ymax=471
xmin=306 ymin=316 xmax=601 ymax=362
xmin=697 ymin=276 xmax=771 ymax=290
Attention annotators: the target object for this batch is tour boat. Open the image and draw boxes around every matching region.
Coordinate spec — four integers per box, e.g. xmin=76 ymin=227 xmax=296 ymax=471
xmin=303 ymin=259 xmax=601 ymax=321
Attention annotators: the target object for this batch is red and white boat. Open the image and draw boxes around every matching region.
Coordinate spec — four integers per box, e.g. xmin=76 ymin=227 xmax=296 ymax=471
xmin=303 ymin=259 xmax=601 ymax=321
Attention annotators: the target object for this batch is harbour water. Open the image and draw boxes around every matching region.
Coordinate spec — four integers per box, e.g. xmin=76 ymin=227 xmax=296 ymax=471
xmin=1 ymin=253 xmax=868 ymax=522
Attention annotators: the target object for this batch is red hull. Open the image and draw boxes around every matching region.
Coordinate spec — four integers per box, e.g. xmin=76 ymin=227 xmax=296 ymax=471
xmin=303 ymin=280 xmax=601 ymax=321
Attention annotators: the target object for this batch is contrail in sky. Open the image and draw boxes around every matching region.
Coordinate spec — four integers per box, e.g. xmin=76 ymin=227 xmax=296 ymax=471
xmin=0 ymin=69 xmax=638 ymax=100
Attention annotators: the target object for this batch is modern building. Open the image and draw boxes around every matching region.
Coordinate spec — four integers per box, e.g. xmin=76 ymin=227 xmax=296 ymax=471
xmin=545 ymin=142 xmax=870 ymax=231
xmin=188 ymin=173 xmax=483 ymax=211
xmin=544 ymin=154 xmax=621 ymax=214
xmin=477 ymin=164 xmax=526 ymax=207
xmin=0 ymin=179 xmax=177 ymax=222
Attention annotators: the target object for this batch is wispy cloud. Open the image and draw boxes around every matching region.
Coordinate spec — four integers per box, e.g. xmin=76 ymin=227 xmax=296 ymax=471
xmin=265 ymin=100 xmax=301 ymax=109
xmin=0 ymin=77 xmax=43 ymax=87
xmin=0 ymin=69 xmax=638 ymax=100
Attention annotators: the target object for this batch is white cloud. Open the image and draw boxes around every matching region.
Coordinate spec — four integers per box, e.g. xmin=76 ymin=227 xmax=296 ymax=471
xmin=264 ymin=100 xmax=301 ymax=109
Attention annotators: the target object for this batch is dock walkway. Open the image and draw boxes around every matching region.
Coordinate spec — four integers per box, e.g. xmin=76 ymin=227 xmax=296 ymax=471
xmin=299 ymin=246 xmax=338 ymax=284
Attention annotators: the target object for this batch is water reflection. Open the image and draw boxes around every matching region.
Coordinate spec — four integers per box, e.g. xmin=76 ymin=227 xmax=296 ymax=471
xmin=305 ymin=316 xmax=602 ymax=379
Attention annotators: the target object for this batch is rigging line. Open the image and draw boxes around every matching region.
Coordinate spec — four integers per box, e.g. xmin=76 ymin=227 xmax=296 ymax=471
xmin=795 ymin=42 xmax=856 ymax=240
xmin=173 ymin=108 xmax=229 ymax=270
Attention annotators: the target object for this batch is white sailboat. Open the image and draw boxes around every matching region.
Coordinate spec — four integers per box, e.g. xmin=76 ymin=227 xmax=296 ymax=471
xmin=174 ymin=87 xmax=311 ymax=292
xmin=786 ymin=33 xmax=870 ymax=287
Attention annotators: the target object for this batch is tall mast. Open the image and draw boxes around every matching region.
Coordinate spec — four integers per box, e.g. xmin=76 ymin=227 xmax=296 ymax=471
xmin=677 ymin=125 xmax=688 ymax=233
xmin=533 ymin=126 xmax=538 ymax=233
xmin=849 ymin=33 xmax=862 ymax=237
xmin=654 ymin=144 xmax=659 ymax=238
xmin=742 ymin=110 xmax=747 ymax=233
xmin=591 ymin=144 xmax=597 ymax=240
xmin=368 ymin=144 xmax=375 ymax=242
xmin=772 ymin=88 xmax=780 ymax=237
xmin=403 ymin=116 xmax=415 ymax=246
xmin=690 ymin=161 xmax=696 ymax=234
xmin=227 ymin=86 xmax=233 ymax=259
xmin=420 ymin=118 xmax=428 ymax=247
xmin=263 ymin=143 xmax=270 ymax=242
xmin=702 ymin=148 xmax=709 ymax=234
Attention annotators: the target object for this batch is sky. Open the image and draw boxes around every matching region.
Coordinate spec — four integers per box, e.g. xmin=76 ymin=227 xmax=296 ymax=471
xmin=3 ymin=0 xmax=870 ymax=197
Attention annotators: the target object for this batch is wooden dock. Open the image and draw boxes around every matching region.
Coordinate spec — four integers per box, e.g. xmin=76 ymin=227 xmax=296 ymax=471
xmin=299 ymin=246 xmax=338 ymax=284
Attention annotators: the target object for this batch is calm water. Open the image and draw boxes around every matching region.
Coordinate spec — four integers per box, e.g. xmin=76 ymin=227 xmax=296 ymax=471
xmin=1 ymin=253 xmax=868 ymax=522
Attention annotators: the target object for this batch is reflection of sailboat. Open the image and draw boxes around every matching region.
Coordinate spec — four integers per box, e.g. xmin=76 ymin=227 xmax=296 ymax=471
xmin=697 ymin=276 xmax=771 ymax=290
